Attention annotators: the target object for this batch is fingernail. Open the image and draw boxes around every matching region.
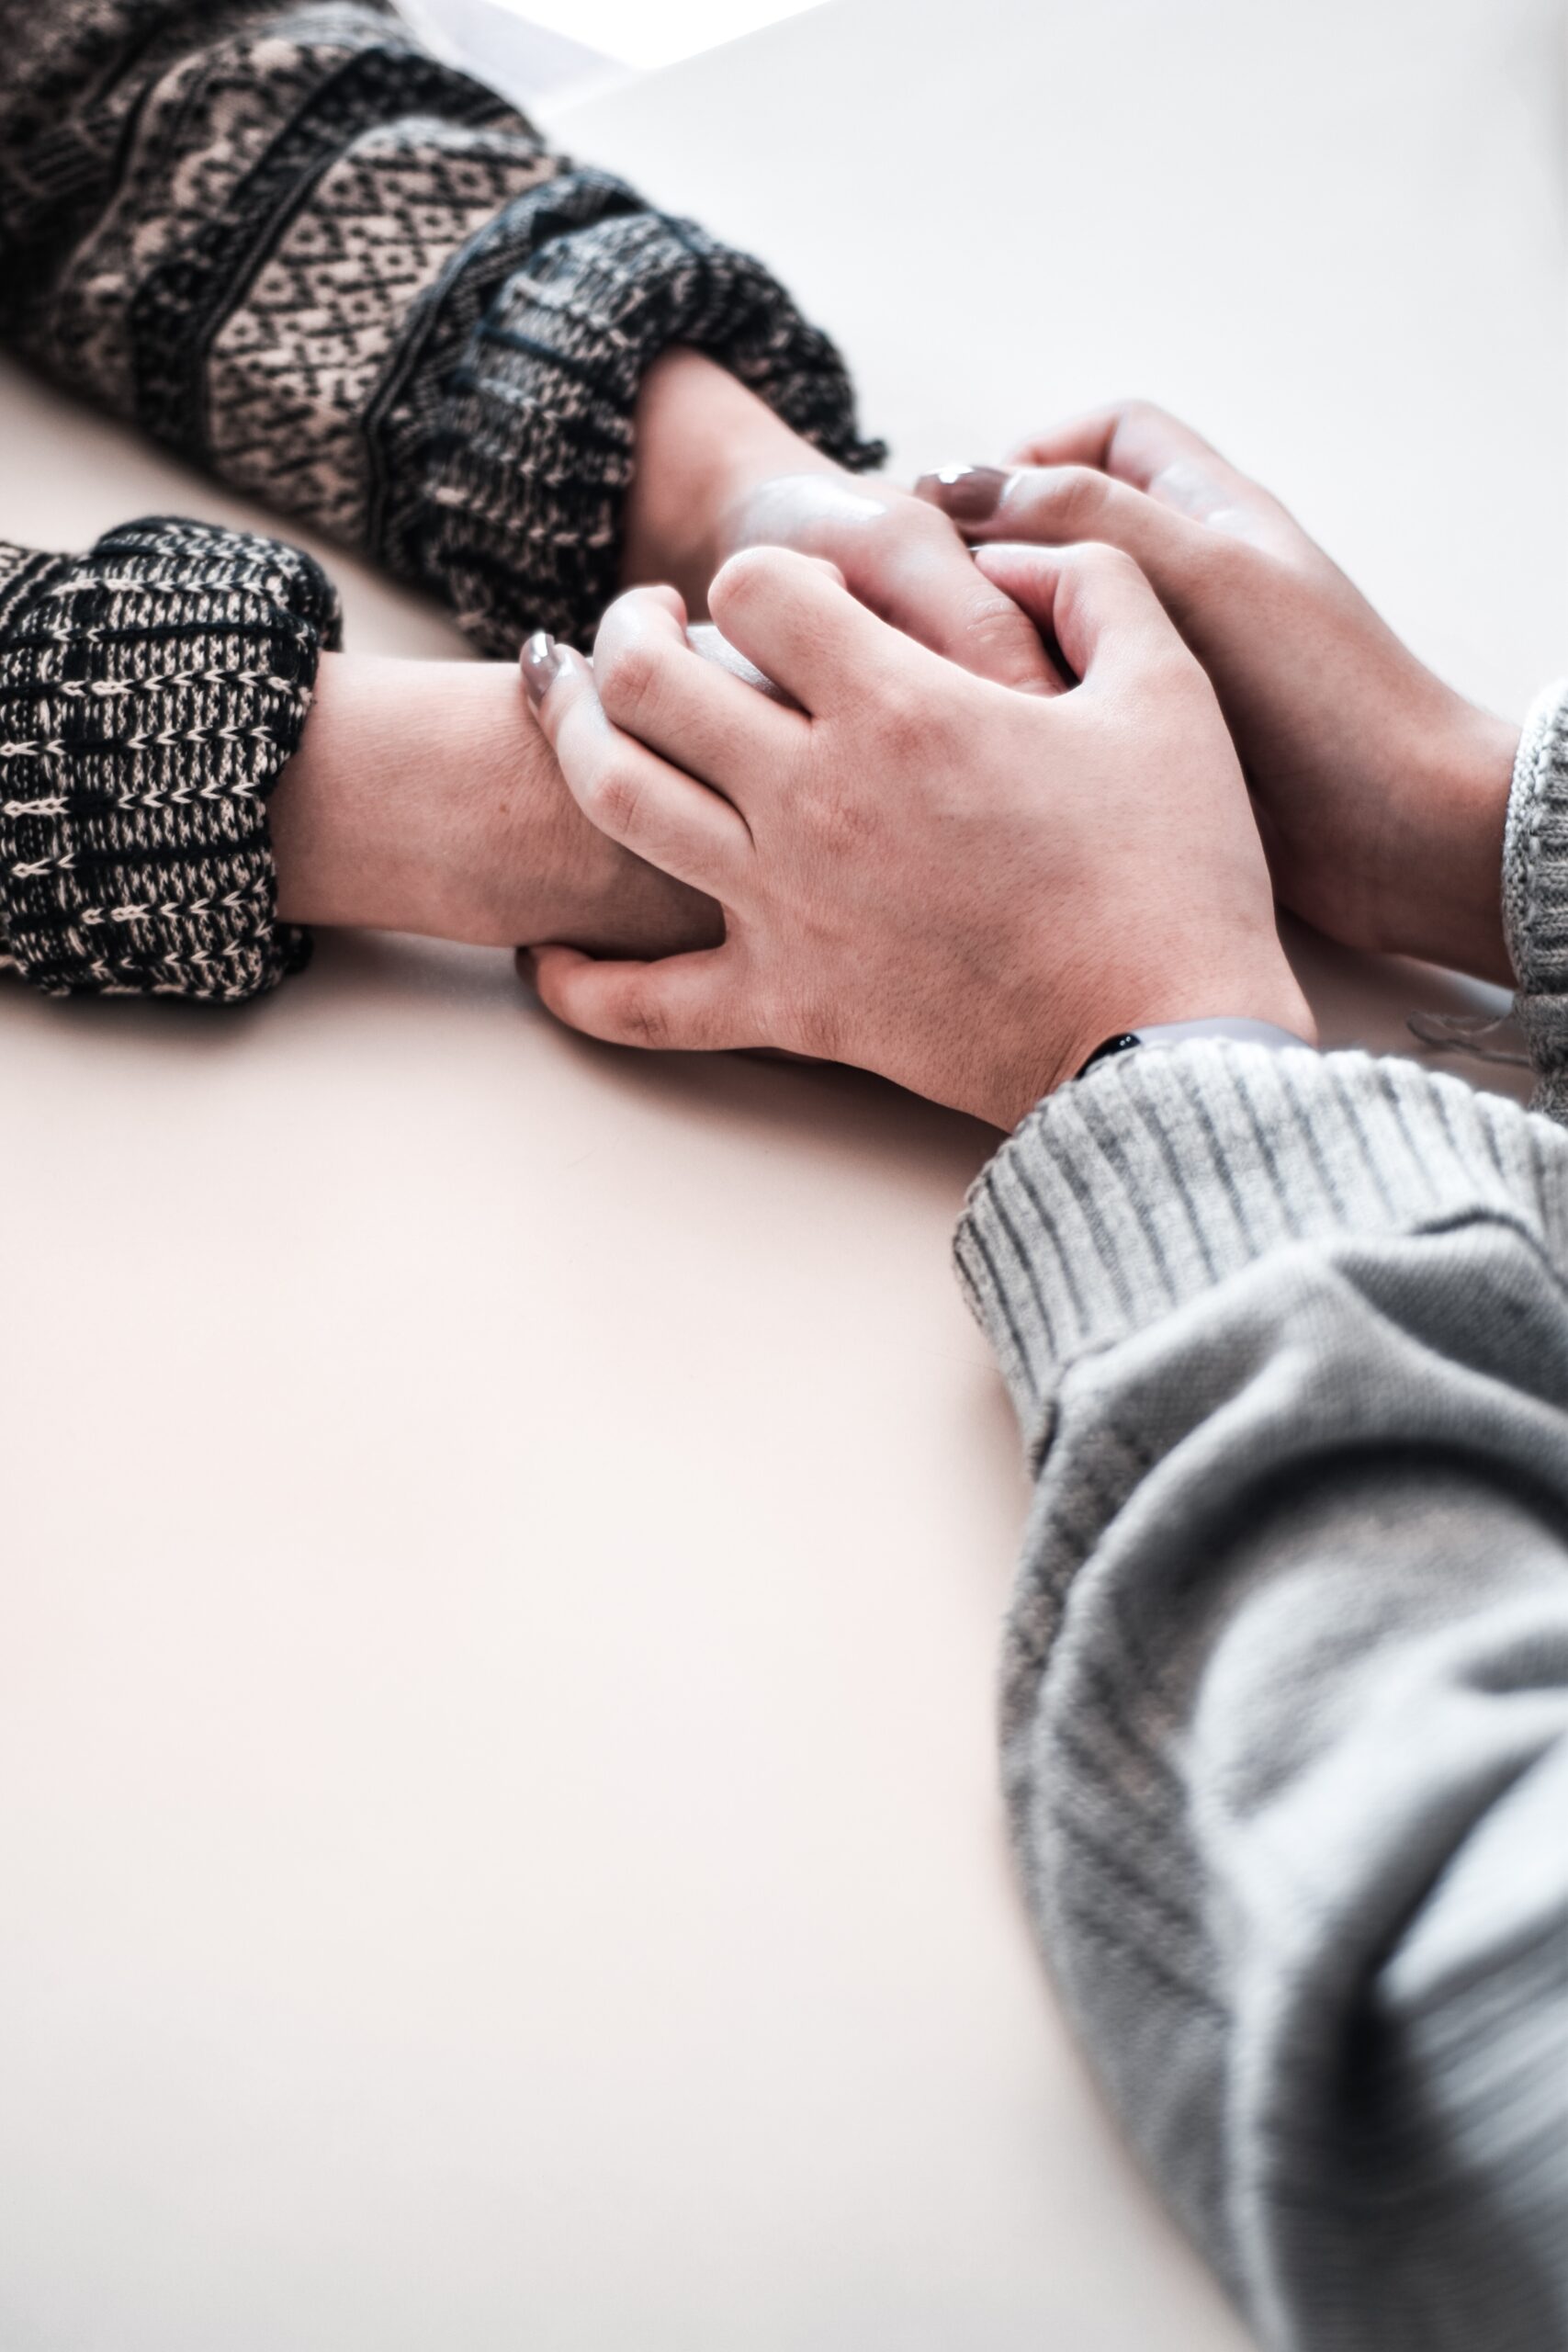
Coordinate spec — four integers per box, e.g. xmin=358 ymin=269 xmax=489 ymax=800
xmin=914 ymin=465 xmax=1010 ymax=521
xmin=520 ymin=629 xmax=564 ymax=706
xmin=515 ymin=945 xmax=537 ymax=985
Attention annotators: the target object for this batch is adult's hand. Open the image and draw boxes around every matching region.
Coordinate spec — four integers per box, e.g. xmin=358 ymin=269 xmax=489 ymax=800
xmin=624 ymin=348 xmax=1058 ymax=695
xmin=516 ymin=544 xmax=1312 ymax=1130
xmin=917 ymin=401 xmax=1521 ymax=981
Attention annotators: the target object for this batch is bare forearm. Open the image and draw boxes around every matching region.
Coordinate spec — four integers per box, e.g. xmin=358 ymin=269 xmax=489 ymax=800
xmin=275 ymin=657 xmax=558 ymax=943
xmin=272 ymin=655 xmax=718 ymax=956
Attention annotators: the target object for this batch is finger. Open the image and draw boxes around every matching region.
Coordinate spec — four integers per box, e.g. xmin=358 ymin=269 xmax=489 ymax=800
xmin=706 ymin=546 xmax=897 ymax=716
xmin=525 ymin=943 xmax=748 ymax=1055
xmin=524 ymin=639 xmax=750 ymax=896
xmin=593 ymin=587 xmax=807 ymax=786
xmin=1004 ymin=400 xmax=1235 ymax=490
xmin=919 ymin=461 xmax=1202 ymax=586
xmin=972 ymin=542 xmax=1190 ymax=689
xmin=684 ymin=621 xmax=795 ymax=706
xmin=1003 ymin=403 xmax=1277 ymax=537
xmin=834 ymin=523 xmax=1060 ymax=695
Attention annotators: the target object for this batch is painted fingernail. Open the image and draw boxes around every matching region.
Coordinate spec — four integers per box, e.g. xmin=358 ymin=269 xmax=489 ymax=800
xmin=914 ymin=465 xmax=1010 ymax=521
xmin=520 ymin=629 xmax=564 ymax=707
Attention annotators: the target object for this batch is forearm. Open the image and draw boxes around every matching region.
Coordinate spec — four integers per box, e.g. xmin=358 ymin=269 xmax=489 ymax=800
xmin=958 ymin=1044 xmax=1568 ymax=2350
xmin=271 ymin=652 xmax=718 ymax=956
xmin=273 ymin=656 xmax=574 ymax=944
xmin=0 ymin=516 xmax=716 ymax=1006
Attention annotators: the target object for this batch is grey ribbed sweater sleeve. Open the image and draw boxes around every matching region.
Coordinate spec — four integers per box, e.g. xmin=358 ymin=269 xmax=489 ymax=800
xmin=954 ymin=691 xmax=1568 ymax=2350
xmin=1505 ymin=679 xmax=1568 ymax=1120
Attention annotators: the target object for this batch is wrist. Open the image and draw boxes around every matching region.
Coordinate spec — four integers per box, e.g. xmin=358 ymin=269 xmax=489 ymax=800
xmin=272 ymin=655 xmax=543 ymax=941
xmin=1077 ymin=1016 xmax=1314 ymax=1077
xmin=1372 ymin=700 xmax=1519 ymax=983
xmin=623 ymin=347 xmax=836 ymax=611
xmin=987 ymin=954 xmax=1315 ymax=1129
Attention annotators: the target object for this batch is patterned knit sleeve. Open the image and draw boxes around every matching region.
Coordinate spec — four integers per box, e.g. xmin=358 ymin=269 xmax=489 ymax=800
xmin=0 ymin=519 xmax=337 ymax=1000
xmin=0 ymin=0 xmax=882 ymax=660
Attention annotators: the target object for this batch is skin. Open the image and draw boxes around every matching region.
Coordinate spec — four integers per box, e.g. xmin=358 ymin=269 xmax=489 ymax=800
xmin=518 ymin=544 xmax=1314 ymax=1130
xmin=273 ymin=346 xmax=1036 ymax=949
xmin=916 ymin=401 xmax=1521 ymax=981
xmin=623 ymin=348 xmax=1057 ymax=695
xmin=271 ymin=654 xmax=719 ymax=956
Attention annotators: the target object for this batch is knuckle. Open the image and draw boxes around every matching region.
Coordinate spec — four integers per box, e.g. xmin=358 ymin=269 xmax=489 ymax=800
xmin=861 ymin=672 xmax=928 ymax=759
xmin=596 ymin=635 xmax=661 ymax=731
xmin=583 ymin=753 xmax=643 ymax=840
xmin=964 ymin=585 xmax=1036 ymax=659
xmin=1076 ymin=539 xmax=1144 ymax=586
xmin=617 ymin=992 xmax=671 ymax=1051
xmin=714 ymin=543 xmax=790 ymax=608
xmin=1044 ymin=465 xmax=1111 ymax=529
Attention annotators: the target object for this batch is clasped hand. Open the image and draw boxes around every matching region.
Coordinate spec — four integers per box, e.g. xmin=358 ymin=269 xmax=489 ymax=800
xmin=519 ymin=540 xmax=1310 ymax=1129
xmin=518 ymin=396 xmax=1519 ymax=1127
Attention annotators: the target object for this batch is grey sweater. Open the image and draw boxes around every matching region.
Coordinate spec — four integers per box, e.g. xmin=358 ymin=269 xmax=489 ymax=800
xmin=955 ymin=678 xmax=1568 ymax=2350
xmin=5 ymin=7 xmax=1564 ymax=2337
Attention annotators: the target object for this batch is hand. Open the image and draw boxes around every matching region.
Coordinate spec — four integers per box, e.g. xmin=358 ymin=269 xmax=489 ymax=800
xmin=623 ymin=348 xmax=1057 ymax=695
xmin=271 ymin=654 xmax=719 ymax=957
xmin=916 ymin=402 xmax=1521 ymax=981
xmin=515 ymin=544 xmax=1313 ymax=1131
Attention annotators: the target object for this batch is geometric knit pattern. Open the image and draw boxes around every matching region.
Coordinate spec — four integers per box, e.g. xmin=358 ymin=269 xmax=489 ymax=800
xmin=0 ymin=0 xmax=882 ymax=657
xmin=0 ymin=517 xmax=337 ymax=998
xmin=0 ymin=0 xmax=879 ymax=999
xmin=1502 ymin=678 xmax=1568 ymax=1123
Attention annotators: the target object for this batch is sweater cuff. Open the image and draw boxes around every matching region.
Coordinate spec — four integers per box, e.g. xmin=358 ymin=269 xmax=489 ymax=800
xmin=406 ymin=188 xmax=885 ymax=655
xmin=954 ymin=1042 xmax=1568 ymax=1448
xmin=0 ymin=517 xmax=338 ymax=1001
xmin=1503 ymin=677 xmax=1568 ymax=1120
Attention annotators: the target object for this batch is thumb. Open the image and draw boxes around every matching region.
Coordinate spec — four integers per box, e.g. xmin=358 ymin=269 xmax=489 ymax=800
xmin=524 ymin=944 xmax=746 ymax=1056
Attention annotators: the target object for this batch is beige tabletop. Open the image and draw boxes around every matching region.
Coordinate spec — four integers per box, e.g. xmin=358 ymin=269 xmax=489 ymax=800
xmin=1 ymin=2 xmax=1562 ymax=2346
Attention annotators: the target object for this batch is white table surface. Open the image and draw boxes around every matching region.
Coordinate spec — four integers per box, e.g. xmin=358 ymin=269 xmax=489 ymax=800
xmin=1 ymin=3 xmax=1562 ymax=2346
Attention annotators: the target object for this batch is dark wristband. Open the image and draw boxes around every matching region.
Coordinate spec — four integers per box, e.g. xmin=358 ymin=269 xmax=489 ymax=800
xmin=1076 ymin=1017 xmax=1314 ymax=1080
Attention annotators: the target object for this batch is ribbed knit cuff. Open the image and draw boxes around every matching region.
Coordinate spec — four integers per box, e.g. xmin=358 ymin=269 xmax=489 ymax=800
xmin=1503 ymin=678 xmax=1568 ymax=1122
xmin=0 ymin=517 xmax=339 ymax=1001
xmin=954 ymin=1042 xmax=1568 ymax=1451
xmin=406 ymin=185 xmax=885 ymax=655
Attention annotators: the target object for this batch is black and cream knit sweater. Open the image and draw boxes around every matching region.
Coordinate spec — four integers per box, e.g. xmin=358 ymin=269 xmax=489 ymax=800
xmin=0 ymin=0 xmax=875 ymax=1001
